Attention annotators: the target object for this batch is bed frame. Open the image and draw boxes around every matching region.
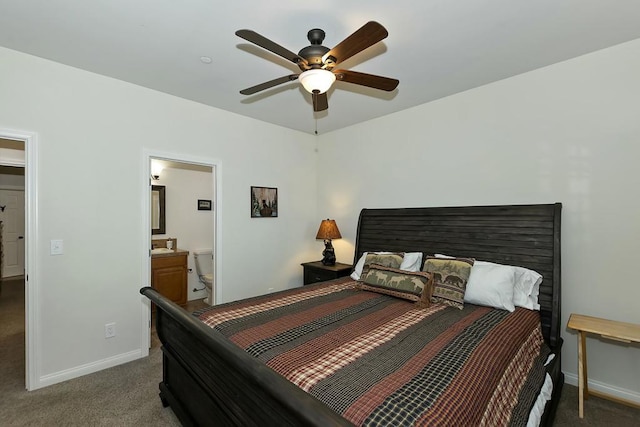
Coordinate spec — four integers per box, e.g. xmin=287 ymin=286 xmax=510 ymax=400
xmin=141 ymin=203 xmax=563 ymax=426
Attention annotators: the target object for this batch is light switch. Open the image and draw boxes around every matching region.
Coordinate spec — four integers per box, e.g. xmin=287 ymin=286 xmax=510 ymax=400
xmin=50 ymin=239 xmax=64 ymax=255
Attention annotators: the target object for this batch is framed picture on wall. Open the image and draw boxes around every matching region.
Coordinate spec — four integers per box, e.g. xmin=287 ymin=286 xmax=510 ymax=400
xmin=198 ymin=199 xmax=212 ymax=210
xmin=251 ymin=186 xmax=278 ymax=218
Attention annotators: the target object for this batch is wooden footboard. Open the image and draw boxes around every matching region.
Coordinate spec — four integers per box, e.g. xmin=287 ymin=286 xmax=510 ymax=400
xmin=141 ymin=286 xmax=353 ymax=427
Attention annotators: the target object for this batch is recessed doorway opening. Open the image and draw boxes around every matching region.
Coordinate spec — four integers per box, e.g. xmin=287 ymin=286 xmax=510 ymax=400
xmin=141 ymin=150 xmax=221 ymax=351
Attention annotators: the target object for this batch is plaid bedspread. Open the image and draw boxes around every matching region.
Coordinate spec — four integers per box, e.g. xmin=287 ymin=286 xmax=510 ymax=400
xmin=197 ymin=278 xmax=550 ymax=427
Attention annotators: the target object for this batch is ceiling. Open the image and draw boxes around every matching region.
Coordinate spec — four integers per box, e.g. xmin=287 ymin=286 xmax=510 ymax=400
xmin=1 ymin=1 xmax=639 ymax=135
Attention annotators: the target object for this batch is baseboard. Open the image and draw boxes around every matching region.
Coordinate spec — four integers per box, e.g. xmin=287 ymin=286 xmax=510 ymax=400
xmin=564 ymin=372 xmax=640 ymax=405
xmin=36 ymin=349 xmax=144 ymax=389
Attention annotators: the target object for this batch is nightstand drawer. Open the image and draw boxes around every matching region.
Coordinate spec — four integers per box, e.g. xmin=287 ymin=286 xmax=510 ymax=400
xmin=304 ymin=268 xmax=337 ymax=285
xmin=301 ymin=261 xmax=352 ymax=285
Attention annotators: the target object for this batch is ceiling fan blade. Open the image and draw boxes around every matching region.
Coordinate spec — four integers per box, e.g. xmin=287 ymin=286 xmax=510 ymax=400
xmin=239 ymin=74 xmax=299 ymax=95
xmin=312 ymin=91 xmax=328 ymax=112
xmin=333 ymin=69 xmax=399 ymax=91
xmin=322 ymin=21 xmax=388 ymax=66
xmin=236 ymin=29 xmax=308 ymax=67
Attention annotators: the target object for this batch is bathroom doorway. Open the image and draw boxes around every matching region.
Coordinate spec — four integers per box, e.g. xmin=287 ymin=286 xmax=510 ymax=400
xmin=142 ymin=151 xmax=220 ymax=350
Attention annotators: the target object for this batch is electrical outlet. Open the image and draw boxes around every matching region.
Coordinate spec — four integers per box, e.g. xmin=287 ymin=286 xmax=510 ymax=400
xmin=267 ymin=287 xmax=274 ymax=293
xmin=105 ymin=322 xmax=116 ymax=338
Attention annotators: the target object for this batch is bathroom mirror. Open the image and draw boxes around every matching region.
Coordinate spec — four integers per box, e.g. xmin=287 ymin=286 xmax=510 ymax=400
xmin=151 ymin=185 xmax=166 ymax=235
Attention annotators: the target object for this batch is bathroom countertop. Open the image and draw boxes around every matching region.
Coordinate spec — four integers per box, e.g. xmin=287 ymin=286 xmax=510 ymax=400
xmin=151 ymin=248 xmax=189 ymax=258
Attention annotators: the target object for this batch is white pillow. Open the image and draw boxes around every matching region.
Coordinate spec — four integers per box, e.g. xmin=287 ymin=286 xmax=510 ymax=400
xmin=434 ymin=254 xmax=456 ymax=260
xmin=350 ymin=252 xmax=423 ymax=280
xmin=435 ymin=254 xmax=542 ymax=311
xmin=465 ymin=261 xmax=515 ymax=312
xmin=512 ymin=266 xmax=542 ymax=310
xmin=400 ymin=252 xmax=423 ymax=272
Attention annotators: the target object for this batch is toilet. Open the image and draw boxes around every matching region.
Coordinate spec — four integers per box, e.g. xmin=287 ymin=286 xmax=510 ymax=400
xmin=193 ymin=249 xmax=214 ymax=305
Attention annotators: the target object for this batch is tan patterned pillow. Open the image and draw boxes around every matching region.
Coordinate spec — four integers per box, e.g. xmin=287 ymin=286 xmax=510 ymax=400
xmin=360 ymin=253 xmax=404 ymax=278
xmin=423 ymin=256 xmax=474 ymax=309
xmin=359 ymin=264 xmax=432 ymax=307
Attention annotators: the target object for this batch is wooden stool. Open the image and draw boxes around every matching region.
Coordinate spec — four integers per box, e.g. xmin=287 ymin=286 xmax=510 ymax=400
xmin=567 ymin=313 xmax=640 ymax=418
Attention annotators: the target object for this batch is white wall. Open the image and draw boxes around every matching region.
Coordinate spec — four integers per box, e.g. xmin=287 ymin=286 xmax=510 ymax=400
xmin=0 ymin=140 xmax=26 ymax=189
xmin=152 ymin=164 xmax=214 ymax=302
xmin=0 ymin=46 xmax=318 ymax=387
xmin=318 ymin=39 xmax=640 ymax=402
xmin=0 ymin=138 xmax=26 ymax=166
xmin=0 ymin=169 xmax=25 ymax=189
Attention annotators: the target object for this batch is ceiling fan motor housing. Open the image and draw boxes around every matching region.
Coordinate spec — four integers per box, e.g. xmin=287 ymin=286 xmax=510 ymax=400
xmin=298 ymin=28 xmax=331 ymax=68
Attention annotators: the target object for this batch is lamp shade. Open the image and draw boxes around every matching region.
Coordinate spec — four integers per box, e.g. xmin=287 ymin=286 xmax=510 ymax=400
xmin=316 ymin=219 xmax=342 ymax=240
xmin=151 ymin=161 xmax=164 ymax=179
xmin=299 ymin=69 xmax=336 ymax=94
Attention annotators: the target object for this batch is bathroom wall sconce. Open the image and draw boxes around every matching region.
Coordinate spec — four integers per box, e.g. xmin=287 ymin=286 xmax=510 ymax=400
xmin=315 ymin=219 xmax=342 ymax=265
xmin=151 ymin=162 xmax=164 ymax=180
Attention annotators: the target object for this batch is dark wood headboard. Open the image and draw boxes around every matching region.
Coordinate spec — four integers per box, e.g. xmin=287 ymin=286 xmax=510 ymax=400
xmin=353 ymin=203 xmax=562 ymax=349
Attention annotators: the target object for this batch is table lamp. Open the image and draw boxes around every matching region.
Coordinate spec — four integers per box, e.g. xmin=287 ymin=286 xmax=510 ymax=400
xmin=316 ymin=219 xmax=342 ymax=265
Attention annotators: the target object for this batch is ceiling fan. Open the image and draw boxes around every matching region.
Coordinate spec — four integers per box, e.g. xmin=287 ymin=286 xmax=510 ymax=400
xmin=235 ymin=21 xmax=399 ymax=112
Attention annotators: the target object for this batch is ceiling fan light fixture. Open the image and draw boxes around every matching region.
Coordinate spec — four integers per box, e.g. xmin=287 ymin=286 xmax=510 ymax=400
xmin=298 ymin=69 xmax=336 ymax=94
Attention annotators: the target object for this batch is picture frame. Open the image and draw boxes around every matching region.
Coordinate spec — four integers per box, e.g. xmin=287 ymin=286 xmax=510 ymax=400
xmin=198 ymin=199 xmax=212 ymax=211
xmin=251 ymin=186 xmax=278 ymax=218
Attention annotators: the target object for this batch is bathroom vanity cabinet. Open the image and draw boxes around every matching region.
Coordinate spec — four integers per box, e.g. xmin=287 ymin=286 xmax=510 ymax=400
xmin=151 ymin=250 xmax=188 ymax=306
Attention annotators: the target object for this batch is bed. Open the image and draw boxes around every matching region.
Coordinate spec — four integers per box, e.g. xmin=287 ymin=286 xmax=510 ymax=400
xmin=141 ymin=203 xmax=564 ymax=426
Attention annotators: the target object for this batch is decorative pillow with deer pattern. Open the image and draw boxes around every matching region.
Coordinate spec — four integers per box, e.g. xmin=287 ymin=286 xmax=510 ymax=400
xmin=423 ymin=256 xmax=475 ymax=309
xmin=359 ymin=264 xmax=432 ymax=307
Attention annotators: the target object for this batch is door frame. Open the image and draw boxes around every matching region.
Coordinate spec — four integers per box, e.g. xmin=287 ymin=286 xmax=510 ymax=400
xmin=141 ymin=149 xmax=221 ymax=352
xmin=0 ymin=128 xmax=38 ymax=390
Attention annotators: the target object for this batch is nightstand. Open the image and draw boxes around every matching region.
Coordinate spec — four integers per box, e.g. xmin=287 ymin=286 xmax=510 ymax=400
xmin=301 ymin=261 xmax=352 ymax=285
